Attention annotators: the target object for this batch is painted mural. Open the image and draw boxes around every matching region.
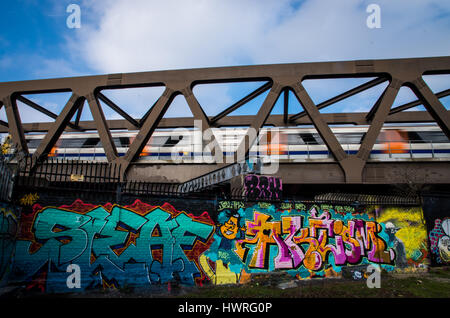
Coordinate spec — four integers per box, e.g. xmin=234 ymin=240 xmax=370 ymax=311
xmin=201 ymin=202 xmax=429 ymax=284
xmin=244 ymin=175 xmax=283 ymax=200
xmin=429 ymin=218 xmax=450 ymax=264
xmin=10 ymin=199 xmax=215 ymax=292
xmin=5 ymin=197 xmax=432 ymax=292
xmin=0 ymin=203 xmax=21 ymax=287
xmin=422 ymin=195 xmax=450 ymax=266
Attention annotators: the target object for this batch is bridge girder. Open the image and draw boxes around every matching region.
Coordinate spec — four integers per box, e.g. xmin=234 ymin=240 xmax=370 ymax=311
xmin=0 ymin=56 xmax=449 ymax=183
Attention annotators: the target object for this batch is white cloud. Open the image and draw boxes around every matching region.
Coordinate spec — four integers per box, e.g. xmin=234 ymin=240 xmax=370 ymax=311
xmin=75 ymin=0 xmax=450 ymax=70
xmin=64 ymin=0 xmax=450 ymax=116
xmin=76 ymin=0 xmax=292 ymax=73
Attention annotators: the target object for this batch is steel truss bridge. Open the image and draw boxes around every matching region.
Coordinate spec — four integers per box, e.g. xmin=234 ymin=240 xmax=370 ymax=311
xmin=0 ymin=56 xmax=449 ymax=189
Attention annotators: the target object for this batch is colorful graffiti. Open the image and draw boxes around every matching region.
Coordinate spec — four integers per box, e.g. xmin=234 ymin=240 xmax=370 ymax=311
xmin=421 ymin=195 xmax=450 ymax=266
xmin=244 ymin=175 xmax=282 ymax=200
xmin=375 ymin=206 xmax=429 ymax=268
xmin=429 ymin=218 xmax=450 ymax=264
xmin=0 ymin=203 xmax=20 ymax=286
xmin=201 ymin=202 xmax=429 ymax=283
xmin=11 ymin=199 xmax=215 ymax=292
xmin=4 ymin=196 xmax=433 ymax=291
xmin=19 ymin=193 xmax=39 ymax=206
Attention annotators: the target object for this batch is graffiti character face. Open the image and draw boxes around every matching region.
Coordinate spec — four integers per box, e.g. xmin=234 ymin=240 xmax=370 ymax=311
xmin=438 ymin=235 xmax=450 ymax=263
xmin=384 ymin=222 xmax=401 ymax=240
xmin=220 ymin=215 xmax=241 ymax=240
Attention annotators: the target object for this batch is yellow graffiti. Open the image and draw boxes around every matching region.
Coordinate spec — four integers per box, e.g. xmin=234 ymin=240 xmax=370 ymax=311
xmin=199 ymin=254 xmax=240 ymax=285
xmin=20 ymin=193 xmax=39 ymax=206
xmin=1 ymin=135 xmax=12 ymax=155
xmin=0 ymin=207 xmax=18 ymax=221
xmin=376 ymin=206 xmax=427 ymax=260
xmin=324 ymin=267 xmax=340 ymax=278
xmin=219 ymin=215 xmax=245 ymax=240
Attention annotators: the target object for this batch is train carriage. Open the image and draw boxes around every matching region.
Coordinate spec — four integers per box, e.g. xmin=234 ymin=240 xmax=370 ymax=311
xmin=15 ymin=124 xmax=450 ymax=163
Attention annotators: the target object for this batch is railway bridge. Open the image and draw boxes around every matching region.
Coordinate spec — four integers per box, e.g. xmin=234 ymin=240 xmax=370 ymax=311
xmin=1 ymin=57 xmax=450 ymax=293
xmin=0 ymin=56 xmax=449 ymax=198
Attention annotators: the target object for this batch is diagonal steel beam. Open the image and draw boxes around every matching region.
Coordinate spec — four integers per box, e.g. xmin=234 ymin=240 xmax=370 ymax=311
xmin=182 ymin=86 xmax=211 ymax=126
xmin=292 ymin=82 xmax=347 ymax=162
xmin=16 ymin=95 xmax=81 ymax=131
xmin=357 ymin=79 xmax=401 ymax=161
xmin=32 ymin=93 xmax=83 ymax=162
xmin=97 ymin=92 xmax=140 ymax=128
xmin=366 ymin=85 xmax=389 ymax=122
xmin=139 ymin=99 xmax=159 ymax=126
xmin=182 ymin=86 xmax=223 ymax=162
xmin=389 ymin=88 xmax=450 ymax=115
xmin=2 ymin=95 xmax=28 ymax=154
xmin=290 ymin=77 xmax=387 ymax=121
xmin=210 ymin=81 xmax=272 ymax=125
xmin=74 ymin=100 xmax=84 ymax=126
xmin=233 ymin=83 xmax=282 ymax=161
xmin=410 ymin=78 xmax=450 ymax=139
xmin=86 ymin=92 xmax=119 ymax=162
xmin=17 ymin=95 xmax=58 ymax=119
xmin=120 ymin=87 xmax=175 ymax=168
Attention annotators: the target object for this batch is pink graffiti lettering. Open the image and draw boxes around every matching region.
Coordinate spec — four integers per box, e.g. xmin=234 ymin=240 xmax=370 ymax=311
xmin=236 ymin=210 xmax=395 ymax=270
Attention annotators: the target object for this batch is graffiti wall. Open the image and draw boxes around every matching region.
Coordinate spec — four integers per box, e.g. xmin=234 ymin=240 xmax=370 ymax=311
xmin=201 ymin=201 xmax=429 ymax=284
xmin=422 ymin=195 xmax=450 ymax=266
xmin=4 ymin=195 xmax=434 ymax=292
xmin=10 ymin=199 xmax=215 ymax=292
xmin=0 ymin=202 xmax=21 ymax=287
xmin=244 ymin=175 xmax=282 ymax=200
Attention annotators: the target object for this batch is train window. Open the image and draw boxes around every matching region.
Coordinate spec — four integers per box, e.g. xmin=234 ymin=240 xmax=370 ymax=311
xmin=82 ymin=138 xmax=101 ymax=148
xmin=287 ymin=134 xmax=305 ymax=145
xmin=59 ymin=138 xmax=86 ymax=148
xmin=26 ymin=139 xmax=41 ymax=148
xmin=335 ymin=133 xmax=364 ymax=144
xmin=417 ymin=131 xmax=448 ymax=143
xmin=406 ymin=131 xmax=422 ymax=141
xmin=314 ymin=134 xmax=325 ymax=144
xmin=162 ymin=135 xmax=183 ymax=147
xmin=111 ymin=137 xmax=130 ymax=147
xmin=148 ymin=136 xmax=169 ymax=146
xmin=300 ymin=133 xmax=318 ymax=145
xmin=119 ymin=137 xmax=130 ymax=147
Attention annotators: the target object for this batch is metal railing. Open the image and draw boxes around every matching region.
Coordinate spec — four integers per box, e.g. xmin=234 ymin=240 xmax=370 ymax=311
xmin=15 ymin=156 xmax=121 ymax=189
xmin=314 ymin=193 xmax=420 ymax=206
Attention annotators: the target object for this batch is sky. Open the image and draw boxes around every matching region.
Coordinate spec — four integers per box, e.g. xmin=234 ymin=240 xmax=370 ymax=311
xmin=0 ymin=0 xmax=449 ymax=124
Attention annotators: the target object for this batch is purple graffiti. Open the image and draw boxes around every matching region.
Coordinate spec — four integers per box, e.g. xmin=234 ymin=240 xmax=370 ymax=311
xmin=244 ymin=175 xmax=282 ymax=200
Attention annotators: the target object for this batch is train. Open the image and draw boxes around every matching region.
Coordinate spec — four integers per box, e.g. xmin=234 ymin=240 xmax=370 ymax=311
xmin=17 ymin=124 xmax=450 ymax=162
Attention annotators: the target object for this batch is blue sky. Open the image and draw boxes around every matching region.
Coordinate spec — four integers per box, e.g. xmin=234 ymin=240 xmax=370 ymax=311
xmin=0 ymin=0 xmax=449 ymax=123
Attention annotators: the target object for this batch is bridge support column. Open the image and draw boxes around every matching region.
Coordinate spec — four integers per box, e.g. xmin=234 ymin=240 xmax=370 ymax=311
xmin=339 ymin=156 xmax=366 ymax=184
